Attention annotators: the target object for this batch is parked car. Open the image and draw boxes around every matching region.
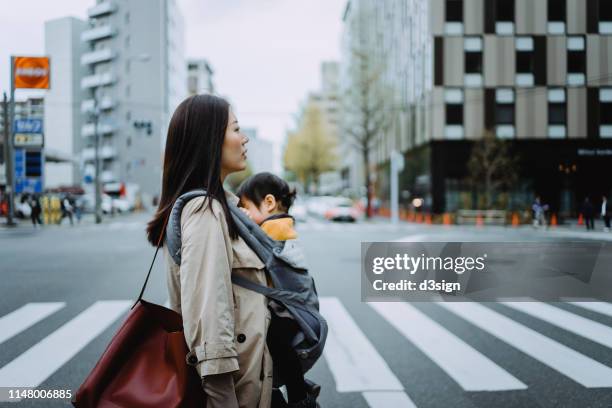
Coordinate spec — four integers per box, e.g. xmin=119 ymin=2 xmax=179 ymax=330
xmin=324 ymin=197 xmax=361 ymax=222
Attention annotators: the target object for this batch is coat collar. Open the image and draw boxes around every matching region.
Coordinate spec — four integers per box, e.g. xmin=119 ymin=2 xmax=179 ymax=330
xmin=225 ymin=189 xmax=240 ymax=206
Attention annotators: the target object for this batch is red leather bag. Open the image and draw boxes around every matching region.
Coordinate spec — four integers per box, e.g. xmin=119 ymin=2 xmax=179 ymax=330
xmin=72 ymin=216 xmax=205 ymax=407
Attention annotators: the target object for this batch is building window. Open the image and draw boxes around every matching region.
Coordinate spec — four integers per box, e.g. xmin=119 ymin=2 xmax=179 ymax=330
xmin=567 ymin=36 xmax=586 ymax=86
xmin=548 ymin=89 xmax=566 ymax=138
xmin=547 ymin=0 xmax=566 ymax=34
xmin=496 ymin=0 xmax=515 ymax=35
xmin=444 ymin=89 xmax=464 ymax=139
xmin=496 ymin=88 xmax=515 ymax=138
xmin=445 ymin=0 xmax=463 ymax=35
xmin=601 ymin=88 xmax=612 ymax=138
xmin=601 ymin=0 xmax=612 ymax=34
xmin=516 ymin=37 xmax=535 ymax=87
xmin=464 ymin=37 xmax=483 ymax=87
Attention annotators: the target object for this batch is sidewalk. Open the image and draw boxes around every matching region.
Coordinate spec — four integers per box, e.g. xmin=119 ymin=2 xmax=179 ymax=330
xmin=371 ymin=215 xmax=612 ymax=242
xmin=0 ymin=210 xmax=152 ymax=229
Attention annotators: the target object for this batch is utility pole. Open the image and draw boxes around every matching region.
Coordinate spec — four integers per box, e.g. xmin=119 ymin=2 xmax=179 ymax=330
xmin=93 ymin=90 xmax=101 ymax=224
xmin=5 ymin=57 xmax=17 ymax=226
xmin=2 ymin=92 xmax=16 ymax=226
xmin=390 ymin=150 xmax=404 ymax=225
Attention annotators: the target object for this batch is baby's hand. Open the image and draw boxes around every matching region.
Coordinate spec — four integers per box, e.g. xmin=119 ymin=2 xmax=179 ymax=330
xmin=239 ymin=207 xmax=252 ymax=220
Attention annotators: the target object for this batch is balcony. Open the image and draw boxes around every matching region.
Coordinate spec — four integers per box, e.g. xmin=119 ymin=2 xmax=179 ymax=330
xmin=81 ymin=145 xmax=117 ymax=161
xmin=81 ymin=48 xmax=116 ymax=65
xmin=81 ymin=72 xmax=116 ymax=89
xmin=87 ymin=1 xmax=117 ymax=18
xmin=81 ymin=24 xmax=117 ymax=42
xmin=81 ymin=96 xmax=116 ymax=113
xmin=82 ymin=122 xmax=116 ymax=138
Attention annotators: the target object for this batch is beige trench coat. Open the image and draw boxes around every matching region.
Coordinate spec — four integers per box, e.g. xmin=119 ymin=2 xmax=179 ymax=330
xmin=163 ymin=191 xmax=273 ymax=408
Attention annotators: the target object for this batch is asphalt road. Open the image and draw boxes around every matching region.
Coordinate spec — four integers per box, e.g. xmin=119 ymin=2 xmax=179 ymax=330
xmin=1 ymin=213 xmax=612 ymax=407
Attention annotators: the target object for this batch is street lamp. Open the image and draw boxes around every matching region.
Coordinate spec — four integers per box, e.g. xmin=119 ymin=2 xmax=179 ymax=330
xmin=89 ymin=54 xmax=150 ymax=224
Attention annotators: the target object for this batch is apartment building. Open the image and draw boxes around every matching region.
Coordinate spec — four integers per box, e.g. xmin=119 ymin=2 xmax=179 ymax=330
xmin=80 ymin=0 xmax=186 ymax=200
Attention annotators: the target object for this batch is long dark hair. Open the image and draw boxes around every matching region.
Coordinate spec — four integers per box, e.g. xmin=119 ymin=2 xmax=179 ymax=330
xmin=236 ymin=172 xmax=297 ymax=212
xmin=146 ymin=94 xmax=239 ymax=246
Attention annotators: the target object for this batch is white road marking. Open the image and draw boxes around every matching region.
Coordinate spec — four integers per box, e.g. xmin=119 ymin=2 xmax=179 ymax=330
xmin=362 ymin=391 xmax=418 ymax=408
xmin=565 ymin=301 xmax=612 ymax=318
xmin=502 ymin=300 xmax=612 ymax=349
xmin=0 ymin=303 xmax=65 ymax=345
xmin=369 ymin=302 xmax=526 ymax=391
xmin=439 ymin=302 xmax=612 ymax=388
xmin=320 ymin=297 xmax=404 ymax=392
xmin=0 ymin=300 xmax=131 ymax=387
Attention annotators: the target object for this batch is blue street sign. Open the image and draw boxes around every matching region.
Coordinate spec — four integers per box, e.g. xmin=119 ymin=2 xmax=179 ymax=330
xmin=14 ymin=148 xmax=44 ymax=194
xmin=13 ymin=118 xmax=43 ymax=134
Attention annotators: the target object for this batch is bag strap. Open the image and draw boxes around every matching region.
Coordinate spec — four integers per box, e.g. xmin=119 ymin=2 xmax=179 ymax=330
xmin=131 ymin=210 xmax=170 ymax=310
xmin=231 ymin=274 xmax=277 ymax=297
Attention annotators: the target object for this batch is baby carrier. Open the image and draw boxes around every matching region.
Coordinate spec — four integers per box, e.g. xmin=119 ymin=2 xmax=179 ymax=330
xmin=165 ymin=189 xmax=328 ymax=376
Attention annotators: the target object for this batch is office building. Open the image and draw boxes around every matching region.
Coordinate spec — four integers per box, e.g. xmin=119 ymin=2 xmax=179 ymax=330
xmin=340 ymin=0 xmax=612 ymax=215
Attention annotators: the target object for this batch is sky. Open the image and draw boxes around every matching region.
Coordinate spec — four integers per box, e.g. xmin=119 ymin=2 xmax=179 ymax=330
xmin=0 ymin=0 xmax=347 ymax=172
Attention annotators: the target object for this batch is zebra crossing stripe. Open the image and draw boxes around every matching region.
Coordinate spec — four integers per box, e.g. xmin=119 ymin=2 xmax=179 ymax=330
xmin=501 ymin=300 xmax=612 ymax=349
xmin=369 ymin=302 xmax=526 ymax=391
xmin=0 ymin=300 xmax=131 ymax=388
xmin=319 ymin=297 xmax=404 ymax=392
xmin=566 ymin=301 xmax=612 ymax=318
xmin=362 ymin=391 xmax=417 ymax=408
xmin=438 ymin=302 xmax=612 ymax=388
xmin=0 ymin=303 xmax=65 ymax=345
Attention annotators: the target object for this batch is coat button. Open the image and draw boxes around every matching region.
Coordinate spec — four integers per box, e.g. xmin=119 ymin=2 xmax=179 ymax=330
xmin=187 ymin=354 xmax=198 ymax=365
xmin=237 ymin=333 xmax=246 ymax=343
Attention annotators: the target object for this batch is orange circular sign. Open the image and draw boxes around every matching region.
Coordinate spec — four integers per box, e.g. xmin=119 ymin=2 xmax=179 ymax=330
xmin=14 ymin=56 xmax=50 ymax=89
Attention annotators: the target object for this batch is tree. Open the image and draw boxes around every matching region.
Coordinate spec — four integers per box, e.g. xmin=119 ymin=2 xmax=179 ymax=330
xmin=340 ymin=49 xmax=392 ymax=218
xmin=283 ymin=103 xmax=337 ymax=192
xmin=467 ymin=129 xmax=520 ymax=209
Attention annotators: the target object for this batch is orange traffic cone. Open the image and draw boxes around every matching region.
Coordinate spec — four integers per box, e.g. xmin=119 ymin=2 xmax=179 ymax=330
xmin=511 ymin=213 xmax=520 ymax=227
xmin=443 ymin=213 xmax=452 ymax=226
xmin=550 ymin=214 xmax=558 ymax=228
xmin=415 ymin=213 xmax=423 ymax=223
xmin=425 ymin=214 xmax=432 ymax=225
xmin=476 ymin=214 xmax=484 ymax=227
xmin=578 ymin=213 xmax=584 ymax=226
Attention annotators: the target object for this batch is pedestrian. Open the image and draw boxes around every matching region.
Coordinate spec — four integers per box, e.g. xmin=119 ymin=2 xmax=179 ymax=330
xmin=74 ymin=195 xmax=83 ymax=224
xmin=532 ymin=196 xmax=549 ymax=228
xmin=237 ymin=173 xmax=318 ymax=407
xmin=146 ymin=94 xmax=272 ymax=408
xmin=30 ymin=194 xmax=43 ymax=227
xmin=602 ymin=195 xmax=611 ymax=232
xmin=582 ymin=197 xmax=595 ymax=230
xmin=60 ymin=194 xmax=74 ymax=226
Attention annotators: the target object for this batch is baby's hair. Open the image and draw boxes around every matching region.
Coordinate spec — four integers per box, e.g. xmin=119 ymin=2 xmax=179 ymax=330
xmin=236 ymin=172 xmax=297 ymax=212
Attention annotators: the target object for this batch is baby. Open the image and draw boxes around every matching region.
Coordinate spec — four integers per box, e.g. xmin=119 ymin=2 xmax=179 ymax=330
xmin=237 ymin=172 xmax=313 ymax=406
xmin=237 ymin=172 xmax=298 ymax=241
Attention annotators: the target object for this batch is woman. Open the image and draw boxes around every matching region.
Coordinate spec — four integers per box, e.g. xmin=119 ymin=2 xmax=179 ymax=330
xmin=146 ymin=94 xmax=273 ymax=408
